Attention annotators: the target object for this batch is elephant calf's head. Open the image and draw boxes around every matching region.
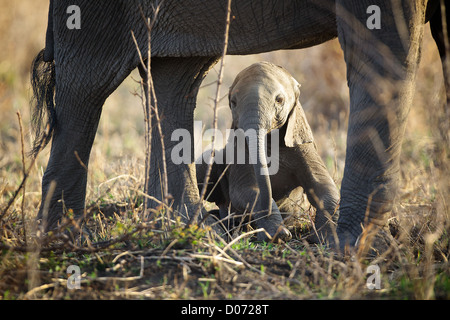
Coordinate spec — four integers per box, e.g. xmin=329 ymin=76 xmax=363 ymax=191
xmin=228 ymin=61 xmax=314 ymax=148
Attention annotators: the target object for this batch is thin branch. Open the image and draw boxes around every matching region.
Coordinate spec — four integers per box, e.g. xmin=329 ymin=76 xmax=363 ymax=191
xmin=191 ymin=0 xmax=232 ymax=225
xmin=0 ymin=119 xmax=48 ymax=221
xmin=16 ymin=112 xmax=28 ymax=245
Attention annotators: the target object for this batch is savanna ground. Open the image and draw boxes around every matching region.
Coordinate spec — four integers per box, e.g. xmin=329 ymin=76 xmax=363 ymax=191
xmin=0 ymin=1 xmax=449 ymax=300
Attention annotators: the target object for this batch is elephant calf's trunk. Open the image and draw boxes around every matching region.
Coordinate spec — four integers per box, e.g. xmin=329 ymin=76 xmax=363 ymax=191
xmin=246 ymin=130 xmax=273 ymax=217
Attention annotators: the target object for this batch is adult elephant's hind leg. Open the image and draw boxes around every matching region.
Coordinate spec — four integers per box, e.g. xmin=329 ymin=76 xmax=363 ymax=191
xmin=145 ymin=57 xmax=218 ymax=225
xmin=335 ymin=1 xmax=426 ymax=250
xmin=430 ymin=1 xmax=450 ymax=143
xmin=37 ymin=70 xmax=121 ymax=231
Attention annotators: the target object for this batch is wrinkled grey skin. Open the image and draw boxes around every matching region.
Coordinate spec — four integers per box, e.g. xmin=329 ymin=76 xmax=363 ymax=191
xmin=196 ymin=62 xmax=340 ymax=242
xmin=31 ymin=0 xmax=446 ymax=250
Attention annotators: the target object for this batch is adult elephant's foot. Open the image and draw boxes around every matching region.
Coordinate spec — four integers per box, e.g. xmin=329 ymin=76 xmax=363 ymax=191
xmin=36 ymin=191 xmax=86 ymax=233
xmin=36 ymin=205 xmax=63 ymax=233
xmin=331 ymin=223 xmax=396 ymax=258
xmin=36 ymin=205 xmax=93 ymax=246
xmin=316 ymin=210 xmax=388 ymax=256
xmin=335 ymin=223 xmax=360 ymax=251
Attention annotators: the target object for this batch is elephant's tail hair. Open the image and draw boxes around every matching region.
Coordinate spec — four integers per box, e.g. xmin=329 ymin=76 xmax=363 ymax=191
xmin=30 ymin=49 xmax=56 ymax=156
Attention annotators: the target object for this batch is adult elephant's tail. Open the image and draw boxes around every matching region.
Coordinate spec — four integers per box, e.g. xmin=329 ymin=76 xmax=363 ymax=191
xmin=30 ymin=49 xmax=56 ymax=156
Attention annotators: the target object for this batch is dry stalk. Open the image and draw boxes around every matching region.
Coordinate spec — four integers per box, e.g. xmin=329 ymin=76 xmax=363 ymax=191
xmin=190 ymin=253 xmax=244 ymax=268
xmin=26 ymin=180 xmax=56 ymax=297
xmin=25 ymin=256 xmax=145 ymax=298
xmin=16 ymin=112 xmax=28 ymax=245
xmin=131 ymin=4 xmax=168 ymax=218
xmin=0 ymin=119 xmax=48 ymax=222
xmin=0 ymin=215 xmax=157 ymax=254
xmin=218 ymin=228 xmax=269 ymax=257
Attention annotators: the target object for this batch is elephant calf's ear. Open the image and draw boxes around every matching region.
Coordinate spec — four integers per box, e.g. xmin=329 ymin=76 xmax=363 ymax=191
xmin=284 ymin=105 xmax=298 ymax=148
xmin=284 ymin=103 xmax=314 ymax=148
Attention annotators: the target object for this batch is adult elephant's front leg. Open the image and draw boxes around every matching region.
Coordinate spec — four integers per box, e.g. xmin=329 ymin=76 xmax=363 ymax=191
xmin=146 ymin=57 xmax=218 ymax=223
xmin=335 ymin=1 xmax=426 ymax=249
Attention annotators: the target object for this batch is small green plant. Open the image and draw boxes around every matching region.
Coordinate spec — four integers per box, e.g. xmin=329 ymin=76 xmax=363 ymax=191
xmin=199 ymin=280 xmax=211 ymax=298
xmin=169 ymin=217 xmax=211 ymax=248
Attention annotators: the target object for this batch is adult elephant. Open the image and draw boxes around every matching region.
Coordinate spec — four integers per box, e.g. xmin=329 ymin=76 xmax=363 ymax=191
xmin=31 ymin=0 xmax=446 ymax=250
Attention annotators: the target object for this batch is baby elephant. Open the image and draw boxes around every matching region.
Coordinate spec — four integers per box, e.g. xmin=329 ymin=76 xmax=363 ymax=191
xmin=197 ymin=61 xmax=339 ymax=243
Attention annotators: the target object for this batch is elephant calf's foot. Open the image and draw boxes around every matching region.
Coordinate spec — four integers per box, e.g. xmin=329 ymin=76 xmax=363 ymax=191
xmin=202 ymin=212 xmax=228 ymax=239
xmin=256 ymin=224 xmax=292 ymax=243
xmin=254 ymin=212 xmax=292 ymax=242
xmin=304 ymin=222 xmax=338 ymax=247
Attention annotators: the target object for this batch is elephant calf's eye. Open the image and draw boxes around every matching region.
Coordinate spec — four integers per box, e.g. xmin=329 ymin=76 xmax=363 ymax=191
xmin=275 ymin=95 xmax=284 ymax=105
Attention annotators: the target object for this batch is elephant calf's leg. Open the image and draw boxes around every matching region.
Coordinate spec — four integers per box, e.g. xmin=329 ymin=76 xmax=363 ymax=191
xmin=293 ymin=144 xmax=340 ymax=244
xmin=228 ymin=184 xmax=290 ymax=241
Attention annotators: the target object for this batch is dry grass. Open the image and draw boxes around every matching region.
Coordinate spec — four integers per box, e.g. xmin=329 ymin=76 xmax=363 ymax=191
xmin=0 ymin=1 xmax=449 ymax=300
